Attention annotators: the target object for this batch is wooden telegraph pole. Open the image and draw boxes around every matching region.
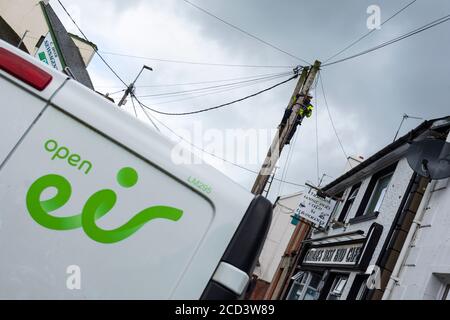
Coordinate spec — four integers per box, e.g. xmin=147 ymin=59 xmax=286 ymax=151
xmin=251 ymin=60 xmax=321 ymax=195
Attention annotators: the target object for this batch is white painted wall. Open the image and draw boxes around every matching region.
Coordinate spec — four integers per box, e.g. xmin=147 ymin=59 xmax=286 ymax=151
xmin=256 ymin=192 xmax=303 ymax=283
xmin=70 ymin=35 xmax=95 ymax=67
xmin=389 ymin=177 xmax=450 ymax=300
xmin=308 ymin=158 xmax=415 ymax=299
xmin=0 ymin=0 xmax=49 ymax=52
xmin=0 ymin=0 xmax=93 ymax=65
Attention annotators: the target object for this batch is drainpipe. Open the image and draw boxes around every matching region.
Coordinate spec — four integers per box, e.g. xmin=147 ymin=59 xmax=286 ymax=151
xmin=382 ymin=179 xmax=436 ymax=300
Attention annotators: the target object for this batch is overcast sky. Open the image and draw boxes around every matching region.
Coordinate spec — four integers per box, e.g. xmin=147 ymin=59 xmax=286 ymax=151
xmin=52 ymin=0 xmax=450 ymax=201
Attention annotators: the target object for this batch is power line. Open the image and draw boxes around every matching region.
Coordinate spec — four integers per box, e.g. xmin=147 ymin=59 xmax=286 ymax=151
xmin=136 ymin=71 xmax=293 ymax=98
xmin=324 ymin=0 xmax=418 ymax=63
xmin=276 ymin=128 xmax=299 ymax=198
xmin=319 ymin=72 xmax=349 ymax=161
xmin=100 ymin=51 xmax=296 ymax=69
xmin=139 ymin=108 xmax=306 ymax=188
xmin=56 ymin=0 xmax=128 ymax=87
xmin=129 ymin=94 xmax=138 ymax=118
xmin=132 ymin=95 xmax=160 ymax=132
xmin=323 ymin=13 xmax=450 ymax=67
xmin=24 ymin=32 xmax=297 ymax=70
xmin=314 ymin=77 xmax=320 ymax=186
xmin=136 ymin=74 xmax=298 ymax=116
xmin=139 ymin=74 xmax=294 ymax=107
xmin=138 ymin=75 xmax=291 ymax=106
xmin=181 ymin=0 xmax=311 ymax=66
xmin=95 ymin=71 xmax=291 ymax=88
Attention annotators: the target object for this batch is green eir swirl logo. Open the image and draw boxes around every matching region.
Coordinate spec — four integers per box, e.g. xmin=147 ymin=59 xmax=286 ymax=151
xmin=26 ymin=167 xmax=183 ymax=244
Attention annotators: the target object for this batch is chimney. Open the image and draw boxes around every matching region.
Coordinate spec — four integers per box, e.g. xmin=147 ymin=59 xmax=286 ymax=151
xmin=344 ymin=155 xmax=364 ymax=173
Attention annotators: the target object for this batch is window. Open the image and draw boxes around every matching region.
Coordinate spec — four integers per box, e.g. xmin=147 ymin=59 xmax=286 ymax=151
xmin=327 ymin=275 xmax=348 ymax=300
xmin=352 ymin=163 xmax=397 ymax=221
xmin=336 ymin=183 xmax=361 ymax=223
xmin=365 ymin=173 xmax=393 ymax=216
xmin=287 ymin=272 xmax=322 ymax=300
xmin=303 ymin=273 xmax=321 ymax=300
xmin=287 ymin=272 xmax=306 ymax=300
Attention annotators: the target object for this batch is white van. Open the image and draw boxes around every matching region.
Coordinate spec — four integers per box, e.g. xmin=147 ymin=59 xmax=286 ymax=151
xmin=0 ymin=39 xmax=272 ymax=299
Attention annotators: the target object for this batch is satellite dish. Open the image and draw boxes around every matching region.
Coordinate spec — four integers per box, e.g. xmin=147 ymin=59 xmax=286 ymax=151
xmin=407 ymin=138 xmax=450 ymax=180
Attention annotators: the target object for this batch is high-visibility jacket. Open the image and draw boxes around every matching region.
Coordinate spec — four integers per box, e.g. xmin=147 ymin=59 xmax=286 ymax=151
xmin=291 ymin=95 xmax=313 ymax=118
xmin=298 ymin=103 xmax=314 ymax=118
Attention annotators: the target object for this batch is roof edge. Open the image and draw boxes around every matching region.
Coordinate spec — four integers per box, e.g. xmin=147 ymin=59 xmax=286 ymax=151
xmin=68 ymin=32 xmax=98 ymax=51
xmin=322 ymin=116 xmax=450 ymax=193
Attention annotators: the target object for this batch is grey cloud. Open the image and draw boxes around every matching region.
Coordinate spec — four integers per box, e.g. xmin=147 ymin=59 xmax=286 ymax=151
xmin=78 ymin=0 xmax=450 ymax=201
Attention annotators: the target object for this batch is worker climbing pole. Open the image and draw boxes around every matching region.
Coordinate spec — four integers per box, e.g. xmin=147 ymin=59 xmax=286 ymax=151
xmin=251 ymin=60 xmax=321 ymax=195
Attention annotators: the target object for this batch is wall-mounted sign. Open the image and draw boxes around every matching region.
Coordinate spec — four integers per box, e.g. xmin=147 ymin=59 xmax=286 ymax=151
xmin=294 ymin=189 xmax=336 ymax=228
xmin=303 ymin=242 xmax=364 ymax=267
xmin=35 ymin=32 xmax=63 ymax=71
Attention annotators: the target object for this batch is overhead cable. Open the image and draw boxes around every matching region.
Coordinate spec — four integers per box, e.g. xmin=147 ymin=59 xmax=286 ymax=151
xmin=324 ymin=0 xmax=418 ymax=62
xmin=181 ymin=0 xmax=311 ymax=65
xmin=100 ymin=51 xmax=297 ymax=69
xmin=57 ymin=0 xmax=128 ymax=87
xmin=319 ymin=72 xmax=349 ymax=161
xmin=323 ymin=14 xmax=450 ymax=67
xmin=142 ymin=110 xmax=307 ymax=188
xmin=134 ymin=74 xmax=298 ymax=116
xmin=136 ymin=71 xmax=293 ymax=98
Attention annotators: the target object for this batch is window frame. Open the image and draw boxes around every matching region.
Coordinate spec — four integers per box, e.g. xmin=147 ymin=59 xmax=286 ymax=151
xmin=350 ymin=162 xmax=398 ymax=224
xmin=326 ymin=274 xmax=349 ymax=300
xmin=364 ymin=172 xmax=393 ymax=216
xmin=336 ymin=182 xmax=361 ymax=223
xmin=286 ymin=271 xmax=322 ymax=300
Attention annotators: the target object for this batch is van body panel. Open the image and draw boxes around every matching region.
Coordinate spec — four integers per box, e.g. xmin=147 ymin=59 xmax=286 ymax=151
xmin=0 ymin=39 xmax=267 ymax=299
xmin=0 ymin=76 xmax=47 ymax=164
xmin=0 ymin=40 xmax=68 ymax=99
xmin=0 ymin=40 xmax=68 ymax=165
xmin=0 ymin=106 xmax=215 ymax=299
xmin=48 ymin=80 xmax=254 ymax=299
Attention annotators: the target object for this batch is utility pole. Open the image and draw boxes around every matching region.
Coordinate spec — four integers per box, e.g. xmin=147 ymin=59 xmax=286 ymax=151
xmin=118 ymin=65 xmax=153 ymax=107
xmin=251 ymin=60 xmax=321 ymax=195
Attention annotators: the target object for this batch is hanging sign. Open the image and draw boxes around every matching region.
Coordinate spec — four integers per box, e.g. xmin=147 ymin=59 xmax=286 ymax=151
xmin=35 ymin=32 xmax=63 ymax=71
xmin=294 ymin=189 xmax=336 ymax=228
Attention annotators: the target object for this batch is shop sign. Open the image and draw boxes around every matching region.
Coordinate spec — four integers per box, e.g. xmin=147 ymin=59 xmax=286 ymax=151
xmin=35 ymin=32 xmax=63 ymax=71
xmin=303 ymin=242 xmax=364 ymax=267
xmin=294 ymin=189 xmax=336 ymax=228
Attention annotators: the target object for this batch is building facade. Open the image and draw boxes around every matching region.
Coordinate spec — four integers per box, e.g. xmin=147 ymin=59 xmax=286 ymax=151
xmin=282 ymin=117 xmax=450 ymax=300
xmin=249 ymin=192 xmax=308 ymax=299
xmin=0 ymin=0 xmax=95 ymax=88
xmin=385 ymin=134 xmax=450 ymax=300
